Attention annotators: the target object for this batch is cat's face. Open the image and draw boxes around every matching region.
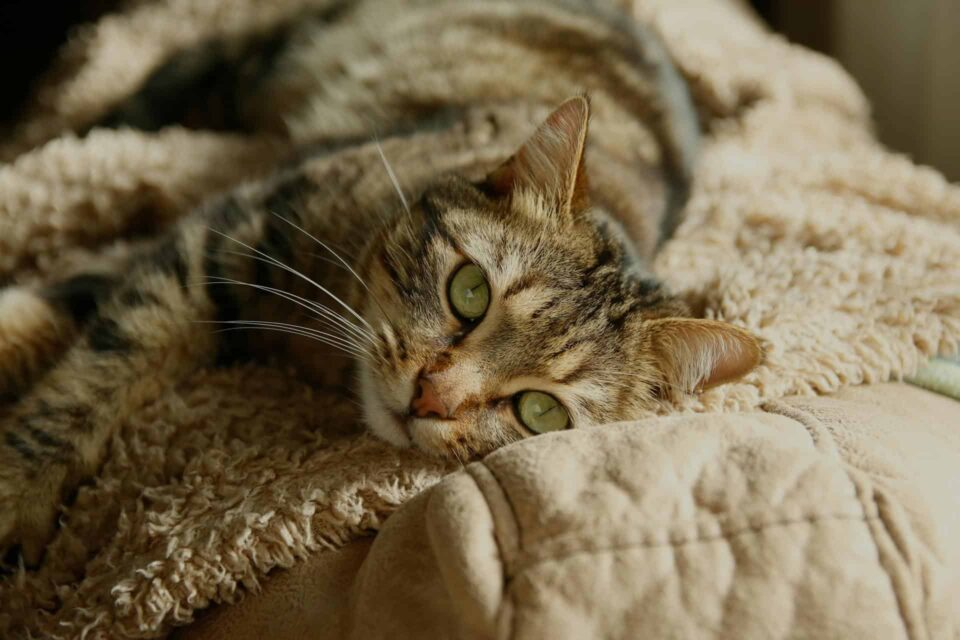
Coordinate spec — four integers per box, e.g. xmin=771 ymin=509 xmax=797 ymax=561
xmin=356 ymin=97 xmax=762 ymax=460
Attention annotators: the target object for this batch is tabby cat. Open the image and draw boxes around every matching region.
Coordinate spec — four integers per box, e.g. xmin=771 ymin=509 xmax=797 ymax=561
xmin=0 ymin=0 xmax=762 ymax=565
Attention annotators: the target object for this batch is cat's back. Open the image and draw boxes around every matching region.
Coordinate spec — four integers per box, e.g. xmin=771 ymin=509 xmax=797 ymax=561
xmin=264 ymin=0 xmax=700 ymax=256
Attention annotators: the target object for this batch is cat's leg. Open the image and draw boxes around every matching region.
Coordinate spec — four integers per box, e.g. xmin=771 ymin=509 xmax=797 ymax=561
xmin=0 ymin=174 xmax=344 ymax=564
xmin=0 ymin=231 xmax=217 ymax=565
xmin=0 ymin=274 xmax=117 ymax=400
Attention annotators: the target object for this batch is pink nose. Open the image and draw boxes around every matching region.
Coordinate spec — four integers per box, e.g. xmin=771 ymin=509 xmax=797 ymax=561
xmin=411 ymin=377 xmax=449 ymax=419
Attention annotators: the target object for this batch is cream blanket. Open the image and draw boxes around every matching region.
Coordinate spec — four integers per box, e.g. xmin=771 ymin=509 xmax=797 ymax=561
xmin=0 ymin=0 xmax=958 ymax=637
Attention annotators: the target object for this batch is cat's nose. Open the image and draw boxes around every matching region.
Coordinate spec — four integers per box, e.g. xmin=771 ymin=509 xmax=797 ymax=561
xmin=411 ymin=376 xmax=450 ymax=419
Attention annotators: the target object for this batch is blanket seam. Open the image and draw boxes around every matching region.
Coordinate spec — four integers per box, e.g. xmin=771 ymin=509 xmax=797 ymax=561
xmin=858 ymin=483 xmax=921 ymax=640
xmin=761 ymin=399 xmax=839 ymax=456
xmin=466 ymin=462 xmax=522 ymax=640
xmin=768 ymin=401 xmax=918 ymax=640
xmin=509 ymin=511 xmax=879 ymax=571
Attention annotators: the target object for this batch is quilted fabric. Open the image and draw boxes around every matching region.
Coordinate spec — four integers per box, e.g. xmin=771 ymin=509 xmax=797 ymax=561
xmin=182 ymin=384 xmax=960 ymax=639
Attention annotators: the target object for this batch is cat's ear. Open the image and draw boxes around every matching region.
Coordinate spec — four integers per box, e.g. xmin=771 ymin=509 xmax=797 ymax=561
xmin=647 ymin=319 xmax=763 ymax=394
xmin=481 ymin=95 xmax=591 ymax=215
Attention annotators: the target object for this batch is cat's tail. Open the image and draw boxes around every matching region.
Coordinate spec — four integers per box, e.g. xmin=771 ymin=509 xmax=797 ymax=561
xmin=617 ymin=16 xmax=701 ymax=248
xmin=651 ymin=42 xmax=701 ymax=248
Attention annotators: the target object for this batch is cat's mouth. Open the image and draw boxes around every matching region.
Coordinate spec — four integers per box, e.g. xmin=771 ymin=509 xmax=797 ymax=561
xmin=359 ymin=364 xmax=457 ymax=455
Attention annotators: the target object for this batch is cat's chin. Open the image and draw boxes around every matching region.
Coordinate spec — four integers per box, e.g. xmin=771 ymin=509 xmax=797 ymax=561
xmin=358 ymin=366 xmax=412 ymax=448
xmin=363 ymin=396 xmax=412 ymax=448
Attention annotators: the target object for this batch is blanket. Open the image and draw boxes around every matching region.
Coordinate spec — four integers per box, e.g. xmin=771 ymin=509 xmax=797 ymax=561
xmin=1 ymin=0 xmax=958 ymax=637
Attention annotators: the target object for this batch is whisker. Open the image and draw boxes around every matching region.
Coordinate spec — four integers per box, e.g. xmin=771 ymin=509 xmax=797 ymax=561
xmin=265 ymin=210 xmax=395 ymax=325
xmin=213 ymin=327 xmax=369 ymax=361
xmin=205 ymin=321 xmax=371 ymax=361
xmin=449 ymin=446 xmax=466 ymax=470
xmin=375 ymin=140 xmax=410 ymax=214
xmin=385 ymin=236 xmax=416 ymax=270
xmin=211 ymin=325 xmax=367 ymax=359
xmin=200 ymin=317 xmax=369 ymax=353
xmin=268 ymin=211 xmax=375 ymax=297
xmin=199 ymin=274 xmax=375 ymax=346
xmin=207 ymin=228 xmax=375 ymax=333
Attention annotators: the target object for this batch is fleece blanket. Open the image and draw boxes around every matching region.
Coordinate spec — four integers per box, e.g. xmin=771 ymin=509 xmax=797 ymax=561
xmin=0 ymin=0 xmax=958 ymax=637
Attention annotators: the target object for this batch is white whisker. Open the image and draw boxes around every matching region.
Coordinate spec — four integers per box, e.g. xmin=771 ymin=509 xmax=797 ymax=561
xmin=213 ymin=327 xmax=369 ymax=361
xmin=204 ymin=319 xmax=369 ymax=356
xmin=268 ymin=211 xmax=374 ymax=297
xmin=208 ymin=228 xmax=375 ymax=334
xmin=199 ymin=273 xmax=375 ymax=346
xmin=265 ymin=210 xmax=395 ymax=325
xmin=375 ymin=140 xmax=410 ymax=214
xmin=204 ymin=320 xmax=370 ymax=361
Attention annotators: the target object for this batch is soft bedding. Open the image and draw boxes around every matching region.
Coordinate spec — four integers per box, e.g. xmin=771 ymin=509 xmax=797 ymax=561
xmin=0 ymin=0 xmax=958 ymax=637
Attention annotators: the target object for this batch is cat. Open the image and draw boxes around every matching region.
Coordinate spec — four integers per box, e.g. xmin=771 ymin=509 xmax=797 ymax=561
xmin=0 ymin=0 xmax=763 ymax=566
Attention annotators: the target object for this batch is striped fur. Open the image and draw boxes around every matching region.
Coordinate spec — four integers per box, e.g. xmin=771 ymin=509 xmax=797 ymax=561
xmin=1 ymin=0 xmax=762 ymax=565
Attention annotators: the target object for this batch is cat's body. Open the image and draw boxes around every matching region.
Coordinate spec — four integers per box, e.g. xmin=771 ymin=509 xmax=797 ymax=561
xmin=0 ymin=0 xmax=761 ymax=565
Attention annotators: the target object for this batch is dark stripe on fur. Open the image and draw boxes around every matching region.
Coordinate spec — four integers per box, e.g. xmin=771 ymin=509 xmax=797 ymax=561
xmin=203 ymin=200 xmax=248 ymax=321
xmin=153 ymin=236 xmax=189 ymax=287
xmin=95 ymin=1 xmax=353 ymax=133
xmin=43 ymin=274 xmax=118 ymax=324
xmin=88 ymin=317 xmax=132 ymax=353
xmin=531 ymin=295 xmax=560 ymax=321
xmin=203 ymin=198 xmax=255 ymax=363
xmin=558 ymin=362 xmax=592 ymax=385
xmin=263 ymin=175 xmax=315 ymax=226
xmin=255 ymin=217 xmax=296 ymax=288
xmin=97 ymin=31 xmax=289 ymax=132
xmin=5 ymin=431 xmax=38 ymax=463
xmin=117 ymin=288 xmax=163 ymax=309
xmin=421 ymin=209 xmax=456 ymax=250
xmin=23 ymin=423 xmax=72 ymax=458
xmin=379 ymin=250 xmax=402 ymax=291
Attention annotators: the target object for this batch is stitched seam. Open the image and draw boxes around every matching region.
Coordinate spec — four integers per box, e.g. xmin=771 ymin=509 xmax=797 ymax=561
xmin=771 ymin=402 xmax=916 ymax=639
xmin=466 ymin=462 xmax=522 ymax=640
xmin=861 ymin=486 xmax=919 ymax=640
xmin=762 ymin=399 xmax=839 ymax=456
xmin=513 ymin=503 xmax=868 ymax=553
xmin=512 ymin=512 xmax=878 ymax=572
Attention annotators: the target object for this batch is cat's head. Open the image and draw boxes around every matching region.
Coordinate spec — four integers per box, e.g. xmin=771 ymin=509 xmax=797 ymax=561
xmin=357 ymin=96 xmax=762 ymax=459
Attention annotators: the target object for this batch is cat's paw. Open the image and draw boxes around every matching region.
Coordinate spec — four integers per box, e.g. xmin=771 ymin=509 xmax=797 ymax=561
xmin=0 ymin=453 xmax=66 ymax=567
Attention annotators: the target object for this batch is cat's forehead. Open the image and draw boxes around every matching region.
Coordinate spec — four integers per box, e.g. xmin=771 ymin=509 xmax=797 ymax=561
xmin=432 ymin=200 xmax=593 ymax=279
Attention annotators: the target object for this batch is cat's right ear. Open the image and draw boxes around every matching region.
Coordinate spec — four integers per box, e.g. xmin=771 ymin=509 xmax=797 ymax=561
xmin=646 ymin=318 xmax=764 ymax=396
xmin=479 ymin=95 xmax=591 ymax=217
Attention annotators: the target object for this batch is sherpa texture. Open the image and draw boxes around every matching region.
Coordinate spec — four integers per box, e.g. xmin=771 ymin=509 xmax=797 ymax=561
xmin=0 ymin=0 xmax=958 ymax=637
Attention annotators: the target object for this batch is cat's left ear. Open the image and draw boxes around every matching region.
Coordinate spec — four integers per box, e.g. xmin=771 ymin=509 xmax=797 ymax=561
xmin=481 ymin=95 xmax=591 ymax=216
xmin=646 ymin=319 xmax=764 ymax=395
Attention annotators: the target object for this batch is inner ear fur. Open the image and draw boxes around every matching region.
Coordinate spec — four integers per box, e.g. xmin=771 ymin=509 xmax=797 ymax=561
xmin=646 ymin=318 xmax=764 ymax=395
xmin=481 ymin=95 xmax=591 ymax=215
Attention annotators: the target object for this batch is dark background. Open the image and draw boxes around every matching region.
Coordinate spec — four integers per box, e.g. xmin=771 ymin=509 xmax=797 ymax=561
xmin=0 ymin=0 xmax=119 ymax=122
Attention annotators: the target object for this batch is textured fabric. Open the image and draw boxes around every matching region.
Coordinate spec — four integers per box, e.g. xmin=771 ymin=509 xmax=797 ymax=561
xmin=179 ymin=383 xmax=960 ymax=640
xmin=0 ymin=0 xmax=959 ymax=637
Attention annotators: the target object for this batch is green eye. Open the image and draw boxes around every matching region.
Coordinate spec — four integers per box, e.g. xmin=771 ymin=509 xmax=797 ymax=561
xmin=515 ymin=391 xmax=569 ymax=434
xmin=448 ymin=263 xmax=490 ymax=321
